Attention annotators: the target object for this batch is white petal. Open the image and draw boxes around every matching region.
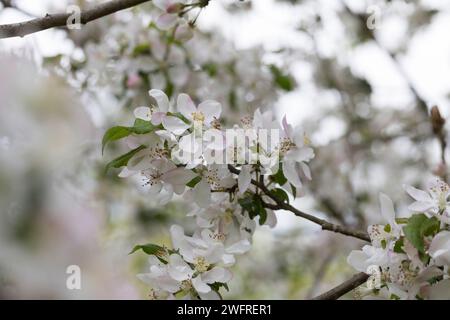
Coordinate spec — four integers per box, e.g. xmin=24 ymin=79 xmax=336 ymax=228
xmin=177 ymin=93 xmax=196 ymax=120
xmin=167 ymin=254 xmax=193 ymax=281
xmin=198 ymin=100 xmax=221 ymax=124
xmin=178 ymin=133 xmax=201 ymax=153
xmin=194 ymin=179 xmax=211 ymax=208
xmin=300 ymin=162 xmax=311 ymax=180
xmin=156 ymin=13 xmax=177 ymax=30
xmin=226 ymin=240 xmax=251 ymax=254
xmin=163 ymin=167 xmax=196 ymax=186
xmin=134 ymin=106 xmax=151 ymax=121
xmin=162 ymin=115 xmax=190 ymax=135
xmin=404 ymin=184 xmax=431 ymax=202
xmin=149 ymin=89 xmax=169 ymax=112
xmin=347 ymin=249 xmax=370 ymax=272
xmin=265 ymin=209 xmax=278 ymax=228
xmin=238 ymin=165 xmax=252 ymax=194
xmin=118 ymin=167 xmax=135 ymax=178
xmin=202 ymin=267 xmax=232 ymax=284
xmin=192 ymin=276 xmax=211 ymax=294
xmin=154 ymin=0 xmax=171 ymax=10
xmin=408 ymin=201 xmax=434 ymax=212
xmin=283 ymin=160 xmax=302 ymax=188
xmin=198 ymin=290 xmax=220 ymax=300
xmin=379 ymin=193 xmax=396 ymax=227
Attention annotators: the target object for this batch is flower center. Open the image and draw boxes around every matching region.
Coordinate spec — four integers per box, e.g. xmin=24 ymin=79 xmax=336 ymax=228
xmin=193 ymin=256 xmax=210 ymax=273
xmin=279 ymin=137 xmax=296 ymax=155
xmin=142 ymin=170 xmax=162 ymax=186
xmin=192 ymin=111 xmax=205 ymax=123
xmin=180 ymin=279 xmax=192 ymax=291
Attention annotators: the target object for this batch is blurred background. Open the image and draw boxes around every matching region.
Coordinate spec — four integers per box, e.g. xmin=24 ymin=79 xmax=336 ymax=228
xmin=1 ymin=0 xmax=450 ymax=299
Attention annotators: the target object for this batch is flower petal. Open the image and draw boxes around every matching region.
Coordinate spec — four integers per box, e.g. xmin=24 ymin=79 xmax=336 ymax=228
xmin=238 ymin=165 xmax=252 ymax=194
xmin=162 ymin=115 xmax=190 ymax=135
xmin=404 ymin=185 xmax=431 ymax=202
xmin=192 ymin=276 xmax=211 ymax=294
xmin=198 ymin=100 xmax=221 ymax=124
xmin=156 ymin=13 xmax=177 ymax=30
xmin=202 ymin=267 xmax=232 ymax=284
xmin=149 ymin=89 xmax=170 ymax=112
xmin=283 ymin=160 xmax=302 ymax=188
xmin=134 ymin=106 xmax=151 ymax=121
xmin=379 ymin=193 xmax=396 ymax=227
xmin=177 ymin=93 xmax=196 ymax=120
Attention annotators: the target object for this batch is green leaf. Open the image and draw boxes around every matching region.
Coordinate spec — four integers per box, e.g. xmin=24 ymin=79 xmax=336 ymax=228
xmin=102 ymin=120 xmax=158 ymax=154
xmin=271 ymin=188 xmax=289 ymax=204
xmin=105 ymin=145 xmax=146 ymax=173
xmin=238 ymin=194 xmax=267 ymax=225
xmin=403 ymin=214 xmax=440 ymax=254
xmin=290 ymin=184 xmax=297 ymax=198
xmin=393 ymin=238 xmax=405 ymax=253
xmin=129 ymin=243 xmax=165 ymax=255
xmin=131 ymin=119 xmax=156 ymax=134
xmin=102 ymin=126 xmax=132 ymax=154
xmin=186 ymin=176 xmax=202 ymax=188
xmin=271 ymin=166 xmax=287 ymax=185
xmin=254 ymin=197 xmax=267 ymax=225
xmin=132 ymin=43 xmax=151 ymax=56
xmin=270 ymin=65 xmax=295 ymax=91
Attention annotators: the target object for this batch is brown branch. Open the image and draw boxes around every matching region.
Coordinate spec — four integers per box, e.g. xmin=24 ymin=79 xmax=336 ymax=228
xmin=312 ymin=272 xmax=369 ymax=300
xmin=0 ymin=0 xmax=152 ymax=39
xmin=228 ymin=165 xmax=371 ymax=242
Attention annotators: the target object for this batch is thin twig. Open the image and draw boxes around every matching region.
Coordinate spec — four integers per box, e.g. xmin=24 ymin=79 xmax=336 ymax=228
xmin=0 ymin=0 xmax=152 ymax=39
xmin=312 ymin=272 xmax=369 ymax=300
xmin=228 ymin=165 xmax=371 ymax=242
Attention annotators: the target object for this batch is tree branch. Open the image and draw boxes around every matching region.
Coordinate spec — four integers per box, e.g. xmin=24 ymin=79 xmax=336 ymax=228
xmin=312 ymin=272 xmax=369 ymax=300
xmin=0 ymin=0 xmax=152 ymax=39
xmin=227 ymin=165 xmax=371 ymax=242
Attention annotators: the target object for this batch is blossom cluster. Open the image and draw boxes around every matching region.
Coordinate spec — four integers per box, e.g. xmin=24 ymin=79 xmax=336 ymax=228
xmin=104 ymin=89 xmax=314 ymax=299
xmin=347 ymin=179 xmax=450 ymax=300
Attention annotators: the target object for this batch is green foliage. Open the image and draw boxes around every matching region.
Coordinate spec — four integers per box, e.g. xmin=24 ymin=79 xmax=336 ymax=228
xmin=102 ymin=119 xmax=158 ymax=154
xmin=271 ymin=188 xmax=289 ymax=204
xmin=105 ymin=145 xmax=146 ymax=173
xmin=238 ymin=194 xmax=267 ymax=225
xmin=269 ymin=64 xmax=295 ymax=91
xmin=132 ymin=43 xmax=151 ymax=57
xmin=271 ymin=166 xmax=287 ymax=185
xmin=403 ymin=214 xmax=440 ymax=254
xmin=186 ymin=176 xmax=202 ymax=188
xmin=129 ymin=243 xmax=165 ymax=255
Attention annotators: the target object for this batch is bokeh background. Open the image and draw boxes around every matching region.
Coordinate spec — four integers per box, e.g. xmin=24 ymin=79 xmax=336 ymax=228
xmin=1 ymin=0 xmax=450 ymax=299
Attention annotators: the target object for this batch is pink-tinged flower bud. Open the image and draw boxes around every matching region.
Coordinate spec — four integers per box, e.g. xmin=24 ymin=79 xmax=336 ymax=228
xmin=166 ymin=3 xmax=183 ymax=14
xmin=126 ymin=73 xmax=141 ymax=88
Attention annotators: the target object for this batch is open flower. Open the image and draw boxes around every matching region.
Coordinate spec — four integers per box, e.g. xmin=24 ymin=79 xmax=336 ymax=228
xmin=279 ymin=116 xmax=314 ymax=188
xmin=428 ymin=231 xmax=450 ymax=266
xmin=405 ymin=180 xmax=450 ymax=224
xmin=122 ymin=156 xmax=195 ymax=201
xmin=134 ymin=89 xmax=191 ymax=135
xmin=167 ymin=254 xmax=231 ymax=300
xmin=153 ymin=0 xmax=188 ymax=30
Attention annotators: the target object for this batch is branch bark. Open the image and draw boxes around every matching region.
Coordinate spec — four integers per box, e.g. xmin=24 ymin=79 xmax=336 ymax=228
xmin=0 ymin=0 xmax=151 ymax=39
xmin=312 ymin=272 xmax=369 ymax=300
xmin=227 ymin=165 xmax=371 ymax=242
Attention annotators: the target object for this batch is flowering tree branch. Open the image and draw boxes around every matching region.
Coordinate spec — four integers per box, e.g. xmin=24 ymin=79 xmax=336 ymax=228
xmin=227 ymin=165 xmax=371 ymax=242
xmin=0 ymin=0 xmax=152 ymax=39
xmin=312 ymin=272 xmax=369 ymax=300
